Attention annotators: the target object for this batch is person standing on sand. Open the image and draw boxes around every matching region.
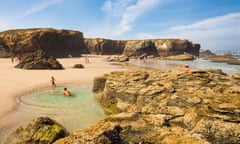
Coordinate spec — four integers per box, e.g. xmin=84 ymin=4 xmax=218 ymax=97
xmin=51 ymin=76 xmax=56 ymax=89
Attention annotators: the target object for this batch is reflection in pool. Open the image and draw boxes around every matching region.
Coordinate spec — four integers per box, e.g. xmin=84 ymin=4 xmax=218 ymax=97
xmin=0 ymin=85 xmax=105 ymax=142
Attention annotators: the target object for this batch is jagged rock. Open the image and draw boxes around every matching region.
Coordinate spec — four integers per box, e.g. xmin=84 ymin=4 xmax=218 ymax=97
xmin=66 ymin=68 xmax=240 ymax=144
xmin=15 ymin=50 xmax=63 ymax=69
xmin=73 ymin=64 xmax=84 ymax=69
xmin=0 ymin=28 xmax=87 ymax=58
xmin=6 ymin=117 xmax=66 ymax=144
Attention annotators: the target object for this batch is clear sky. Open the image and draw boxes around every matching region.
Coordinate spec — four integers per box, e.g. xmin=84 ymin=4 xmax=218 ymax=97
xmin=0 ymin=0 xmax=240 ymax=51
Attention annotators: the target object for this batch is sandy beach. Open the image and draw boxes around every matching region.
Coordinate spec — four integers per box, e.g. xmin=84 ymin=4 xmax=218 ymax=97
xmin=0 ymin=55 xmax=127 ymax=125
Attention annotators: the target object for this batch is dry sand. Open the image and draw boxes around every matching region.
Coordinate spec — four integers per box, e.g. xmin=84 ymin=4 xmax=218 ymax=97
xmin=0 ymin=55 xmax=127 ymax=124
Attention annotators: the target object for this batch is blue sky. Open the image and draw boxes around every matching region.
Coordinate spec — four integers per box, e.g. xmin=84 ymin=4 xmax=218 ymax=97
xmin=0 ymin=0 xmax=240 ymax=51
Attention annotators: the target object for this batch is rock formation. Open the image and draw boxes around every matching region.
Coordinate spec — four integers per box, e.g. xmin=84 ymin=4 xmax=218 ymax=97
xmin=206 ymin=55 xmax=240 ymax=65
xmin=56 ymin=68 xmax=240 ymax=144
xmin=199 ymin=49 xmax=216 ymax=58
xmin=164 ymin=53 xmax=195 ymax=60
xmin=84 ymin=38 xmax=125 ymax=55
xmin=85 ymin=38 xmax=200 ymax=57
xmin=0 ymin=28 xmax=200 ymax=58
xmin=15 ymin=50 xmax=64 ymax=69
xmin=0 ymin=28 xmax=88 ymax=58
xmin=6 ymin=117 xmax=66 ymax=144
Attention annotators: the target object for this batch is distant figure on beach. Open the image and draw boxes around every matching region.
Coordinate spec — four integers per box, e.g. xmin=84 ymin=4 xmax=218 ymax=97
xmin=51 ymin=76 xmax=56 ymax=89
xmin=63 ymin=87 xmax=71 ymax=96
xmin=11 ymin=56 xmax=14 ymax=63
xmin=85 ymin=55 xmax=90 ymax=63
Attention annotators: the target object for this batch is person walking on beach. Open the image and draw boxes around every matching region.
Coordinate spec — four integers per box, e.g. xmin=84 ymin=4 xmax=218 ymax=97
xmin=51 ymin=76 xmax=56 ymax=89
xmin=63 ymin=87 xmax=71 ymax=96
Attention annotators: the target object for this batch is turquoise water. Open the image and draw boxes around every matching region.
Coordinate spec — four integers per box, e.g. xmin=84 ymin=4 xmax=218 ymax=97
xmin=18 ymin=86 xmax=100 ymax=114
xmin=0 ymin=85 xmax=105 ymax=143
xmin=130 ymin=59 xmax=240 ymax=75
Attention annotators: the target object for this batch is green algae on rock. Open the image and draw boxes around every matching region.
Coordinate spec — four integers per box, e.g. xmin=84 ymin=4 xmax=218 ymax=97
xmin=6 ymin=117 xmax=66 ymax=144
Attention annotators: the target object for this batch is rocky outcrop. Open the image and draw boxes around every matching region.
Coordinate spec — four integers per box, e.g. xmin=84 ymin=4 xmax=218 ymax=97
xmin=122 ymin=40 xmax=159 ymax=57
xmin=84 ymin=38 xmax=125 ymax=55
xmin=0 ymin=28 xmax=200 ymax=58
xmin=73 ymin=64 xmax=84 ymax=69
xmin=199 ymin=49 xmax=216 ymax=58
xmin=206 ymin=55 xmax=240 ymax=65
xmin=164 ymin=54 xmax=195 ymax=60
xmin=85 ymin=38 xmax=200 ymax=57
xmin=152 ymin=39 xmax=200 ymax=57
xmin=56 ymin=68 xmax=240 ymax=144
xmin=15 ymin=50 xmax=63 ymax=69
xmin=6 ymin=117 xmax=66 ymax=144
xmin=0 ymin=28 xmax=88 ymax=58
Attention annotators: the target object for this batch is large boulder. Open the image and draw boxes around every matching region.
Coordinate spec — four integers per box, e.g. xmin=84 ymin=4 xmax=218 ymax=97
xmin=15 ymin=50 xmax=63 ymax=69
xmin=6 ymin=117 xmax=66 ymax=144
xmin=0 ymin=28 xmax=88 ymax=58
xmin=57 ymin=68 xmax=240 ymax=143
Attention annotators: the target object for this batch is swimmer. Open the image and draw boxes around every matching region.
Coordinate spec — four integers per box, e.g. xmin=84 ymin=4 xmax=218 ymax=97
xmin=63 ymin=87 xmax=71 ymax=96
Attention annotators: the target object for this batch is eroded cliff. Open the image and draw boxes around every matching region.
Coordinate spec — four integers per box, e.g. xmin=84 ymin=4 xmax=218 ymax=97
xmin=0 ymin=28 xmax=87 ymax=58
xmin=85 ymin=38 xmax=200 ymax=57
xmin=0 ymin=28 xmax=200 ymax=58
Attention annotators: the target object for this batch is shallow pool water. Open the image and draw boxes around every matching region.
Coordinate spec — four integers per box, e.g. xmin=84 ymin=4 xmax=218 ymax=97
xmin=0 ymin=85 xmax=105 ymax=143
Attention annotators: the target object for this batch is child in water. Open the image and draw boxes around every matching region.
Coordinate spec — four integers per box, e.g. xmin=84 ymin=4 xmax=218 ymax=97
xmin=63 ymin=88 xmax=71 ymax=96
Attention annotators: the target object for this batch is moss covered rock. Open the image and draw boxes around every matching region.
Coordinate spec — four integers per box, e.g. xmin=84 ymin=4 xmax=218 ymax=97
xmin=6 ymin=117 xmax=66 ymax=144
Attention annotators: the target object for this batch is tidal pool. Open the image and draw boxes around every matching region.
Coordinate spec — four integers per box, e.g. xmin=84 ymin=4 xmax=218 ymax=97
xmin=0 ymin=85 xmax=105 ymax=142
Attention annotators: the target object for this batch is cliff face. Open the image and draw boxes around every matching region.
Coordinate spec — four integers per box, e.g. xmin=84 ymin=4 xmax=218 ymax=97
xmin=153 ymin=39 xmax=200 ymax=57
xmin=0 ymin=28 xmax=87 ymax=58
xmin=84 ymin=38 xmax=125 ymax=55
xmin=0 ymin=28 xmax=200 ymax=58
xmin=85 ymin=38 xmax=200 ymax=57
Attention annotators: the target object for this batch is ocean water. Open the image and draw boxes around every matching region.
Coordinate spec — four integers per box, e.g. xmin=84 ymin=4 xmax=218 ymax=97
xmin=130 ymin=58 xmax=240 ymax=75
xmin=0 ymin=85 xmax=105 ymax=143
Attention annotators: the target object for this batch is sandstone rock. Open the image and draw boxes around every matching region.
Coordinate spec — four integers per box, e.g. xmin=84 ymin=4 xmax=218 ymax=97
xmin=199 ymin=49 xmax=216 ymax=58
xmin=206 ymin=55 xmax=240 ymax=65
xmin=84 ymin=38 xmax=125 ymax=55
xmin=89 ymin=68 xmax=240 ymax=143
xmin=14 ymin=50 xmax=63 ymax=69
xmin=6 ymin=117 xmax=66 ymax=144
xmin=73 ymin=64 xmax=84 ymax=69
xmin=0 ymin=28 xmax=200 ymax=58
xmin=85 ymin=38 xmax=200 ymax=57
xmin=54 ymin=68 xmax=240 ymax=143
xmin=164 ymin=54 xmax=195 ymax=60
xmin=0 ymin=28 xmax=87 ymax=58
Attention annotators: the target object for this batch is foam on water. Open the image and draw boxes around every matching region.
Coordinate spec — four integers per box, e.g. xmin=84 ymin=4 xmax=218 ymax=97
xmin=0 ymin=85 xmax=105 ymax=143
